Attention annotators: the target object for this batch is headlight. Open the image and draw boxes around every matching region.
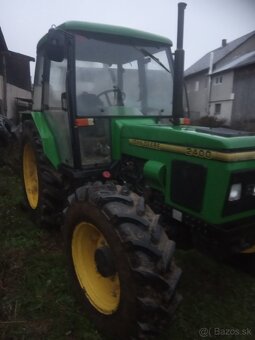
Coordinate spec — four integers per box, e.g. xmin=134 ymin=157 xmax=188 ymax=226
xmin=247 ymin=184 xmax=255 ymax=196
xmin=228 ymin=183 xmax=242 ymax=201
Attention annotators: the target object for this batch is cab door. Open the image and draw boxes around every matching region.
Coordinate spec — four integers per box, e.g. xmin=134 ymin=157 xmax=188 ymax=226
xmin=42 ymin=58 xmax=74 ymax=167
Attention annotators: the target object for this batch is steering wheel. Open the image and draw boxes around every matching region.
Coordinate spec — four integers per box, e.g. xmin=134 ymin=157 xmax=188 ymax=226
xmin=97 ymin=88 xmax=126 ymax=106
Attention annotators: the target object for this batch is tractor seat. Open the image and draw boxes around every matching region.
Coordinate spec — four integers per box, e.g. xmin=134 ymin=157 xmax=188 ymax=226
xmin=77 ymin=92 xmax=103 ymax=115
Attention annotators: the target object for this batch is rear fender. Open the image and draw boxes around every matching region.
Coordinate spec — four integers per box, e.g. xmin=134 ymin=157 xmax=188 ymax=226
xmin=23 ymin=111 xmax=60 ymax=169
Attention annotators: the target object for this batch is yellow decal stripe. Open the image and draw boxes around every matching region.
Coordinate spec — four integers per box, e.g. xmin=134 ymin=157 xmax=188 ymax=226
xmin=129 ymin=139 xmax=255 ymax=162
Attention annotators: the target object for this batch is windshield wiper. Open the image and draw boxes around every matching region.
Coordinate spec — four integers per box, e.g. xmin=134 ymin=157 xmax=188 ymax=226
xmin=138 ymin=48 xmax=170 ymax=73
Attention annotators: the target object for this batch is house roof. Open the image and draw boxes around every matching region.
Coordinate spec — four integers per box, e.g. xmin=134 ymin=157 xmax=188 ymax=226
xmin=185 ymin=30 xmax=255 ymax=77
xmin=212 ymin=50 xmax=255 ymax=74
xmin=0 ymin=27 xmax=34 ymax=61
xmin=0 ymin=27 xmax=8 ymax=51
xmin=7 ymin=50 xmax=35 ymax=62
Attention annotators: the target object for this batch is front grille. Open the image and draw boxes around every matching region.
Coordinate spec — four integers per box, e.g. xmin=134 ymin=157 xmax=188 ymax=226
xmin=171 ymin=160 xmax=207 ymax=212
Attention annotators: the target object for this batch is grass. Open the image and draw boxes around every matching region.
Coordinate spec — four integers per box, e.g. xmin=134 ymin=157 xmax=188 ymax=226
xmin=0 ymin=165 xmax=255 ymax=340
xmin=0 ymin=166 xmax=101 ymax=340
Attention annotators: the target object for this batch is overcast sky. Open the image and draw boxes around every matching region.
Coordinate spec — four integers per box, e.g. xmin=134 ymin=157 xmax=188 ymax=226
xmin=1 ymin=0 xmax=255 ymax=76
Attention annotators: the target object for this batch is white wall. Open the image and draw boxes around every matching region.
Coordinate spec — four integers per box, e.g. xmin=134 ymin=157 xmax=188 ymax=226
xmin=209 ymin=71 xmax=234 ymax=124
xmin=6 ymin=83 xmax=32 ymax=121
xmin=185 ymin=71 xmax=208 ymax=120
xmin=209 ymin=100 xmax=233 ymax=123
xmin=210 ymin=71 xmax=234 ymax=102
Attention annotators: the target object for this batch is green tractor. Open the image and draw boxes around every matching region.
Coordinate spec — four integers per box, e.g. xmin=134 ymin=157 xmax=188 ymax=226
xmin=20 ymin=2 xmax=255 ymax=339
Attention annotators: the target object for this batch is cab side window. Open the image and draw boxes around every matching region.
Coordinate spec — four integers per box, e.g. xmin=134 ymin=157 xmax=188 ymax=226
xmin=33 ymin=53 xmax=44 ymax=111
xmin=48 ymin=59 xmax=67 ymax=109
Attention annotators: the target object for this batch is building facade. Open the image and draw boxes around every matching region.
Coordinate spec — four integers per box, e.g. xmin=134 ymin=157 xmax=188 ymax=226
xmin=185 ymin=31 xmax=255 ymax=125
xmin=0 ymin=28 xmax=34 ymax=122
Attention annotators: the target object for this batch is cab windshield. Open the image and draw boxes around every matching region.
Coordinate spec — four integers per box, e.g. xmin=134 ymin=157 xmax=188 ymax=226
xmin=75 ymin=34 xmax=173 ymax=116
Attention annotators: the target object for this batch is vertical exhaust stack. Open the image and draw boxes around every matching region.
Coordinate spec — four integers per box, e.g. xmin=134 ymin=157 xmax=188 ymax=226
xmin=172 ymin=2 xmax=187 ymax=125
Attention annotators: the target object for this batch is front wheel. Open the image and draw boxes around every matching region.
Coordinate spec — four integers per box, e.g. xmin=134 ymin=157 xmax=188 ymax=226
xmin=63 ymin=183 xmax=182 ymax=339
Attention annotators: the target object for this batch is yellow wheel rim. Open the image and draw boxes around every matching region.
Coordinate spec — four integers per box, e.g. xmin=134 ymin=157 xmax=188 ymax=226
xmin=72 ymin=222 xmax=120 ymax=314
xmin=23 ymin=143 xmax=39 ymax=209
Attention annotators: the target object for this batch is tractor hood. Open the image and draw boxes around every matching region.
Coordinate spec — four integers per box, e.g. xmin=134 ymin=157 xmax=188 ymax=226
xmin=114 ymin=118 xmax=255 ymax=162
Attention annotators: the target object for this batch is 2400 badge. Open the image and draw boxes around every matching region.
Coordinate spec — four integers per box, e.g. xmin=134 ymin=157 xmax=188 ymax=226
xmin=185 ymin=147 xmax=212 ymax=159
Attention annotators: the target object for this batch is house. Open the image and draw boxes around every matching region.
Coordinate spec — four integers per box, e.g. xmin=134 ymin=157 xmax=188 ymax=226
xmin=185 ymin=30 xmax=255 ymax=125
xmin=0 ymin=27 xmax=34 ymax=123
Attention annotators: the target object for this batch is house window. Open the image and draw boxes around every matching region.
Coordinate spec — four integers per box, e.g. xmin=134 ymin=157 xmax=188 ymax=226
xmin=194 ymin=80 xmax=199 ymax=91
xmin=215 ymin=103 xmax=221 ymax=114
xmin=214 ymin=76 xmax=223 ymax=85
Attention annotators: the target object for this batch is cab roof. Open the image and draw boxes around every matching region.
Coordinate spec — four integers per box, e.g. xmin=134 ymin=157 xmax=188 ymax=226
xmin=37 ymin=21 xmax=172 ymax=49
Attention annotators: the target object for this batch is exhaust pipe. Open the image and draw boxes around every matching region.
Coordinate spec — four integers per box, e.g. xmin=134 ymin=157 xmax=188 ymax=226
xmin=172 ymin=2 xmax=187 ymax=125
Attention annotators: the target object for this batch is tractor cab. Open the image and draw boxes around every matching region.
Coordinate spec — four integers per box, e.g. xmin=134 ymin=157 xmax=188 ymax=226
xmin=33 ymin=22 xmax=174 ymax=170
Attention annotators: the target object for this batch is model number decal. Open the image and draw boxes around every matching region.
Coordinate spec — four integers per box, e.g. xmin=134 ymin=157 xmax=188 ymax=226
xmin=130 ymin=139 xmax=161 ymax=150
xmin=185 ymin=147 xmax=212 ymax=159
xmin=129 ymin=139 xmax=255 ymax=162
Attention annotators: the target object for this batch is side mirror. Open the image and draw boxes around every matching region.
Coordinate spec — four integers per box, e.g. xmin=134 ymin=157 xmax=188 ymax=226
xmin=46 ymin=28 xmax=65 ymax=62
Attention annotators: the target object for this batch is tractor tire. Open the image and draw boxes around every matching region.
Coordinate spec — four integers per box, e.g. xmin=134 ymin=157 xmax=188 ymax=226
xmin=21 ymin=120 xmax=63 ymax=228
xmin=63 ymin=182 xmax=182 ymax=340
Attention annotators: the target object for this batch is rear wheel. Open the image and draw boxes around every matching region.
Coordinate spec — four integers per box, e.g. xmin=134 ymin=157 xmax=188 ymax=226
xmin=63 ymin=182 xmax=182 ymax=339
xmin=21 ymin=120 xmax=63 ymax=227
xmin=23 ymin=142 xmax=39 ymax=209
